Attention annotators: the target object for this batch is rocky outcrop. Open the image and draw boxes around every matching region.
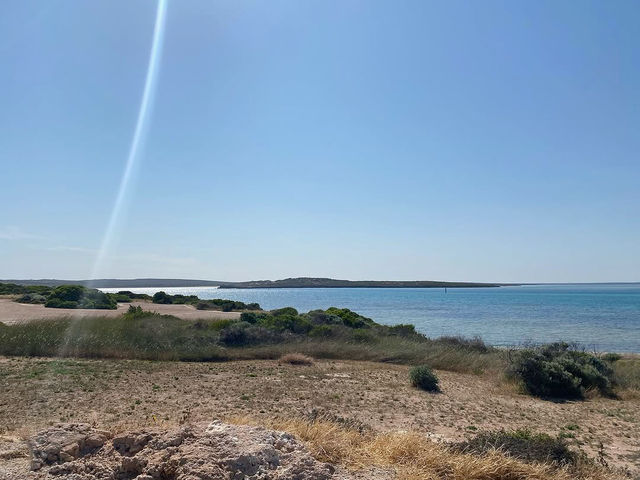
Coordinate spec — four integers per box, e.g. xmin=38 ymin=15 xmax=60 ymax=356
xmin=26 ymin=421 xmax=356 ymax=479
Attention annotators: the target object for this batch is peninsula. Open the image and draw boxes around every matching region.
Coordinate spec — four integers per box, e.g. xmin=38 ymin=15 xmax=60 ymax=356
xmin=2 ymin=277 xmax=511 ymax=289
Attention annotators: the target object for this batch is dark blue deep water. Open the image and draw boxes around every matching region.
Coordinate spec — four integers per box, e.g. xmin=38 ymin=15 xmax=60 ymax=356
xmin=102 ymin=284 xmax=640 ymax=352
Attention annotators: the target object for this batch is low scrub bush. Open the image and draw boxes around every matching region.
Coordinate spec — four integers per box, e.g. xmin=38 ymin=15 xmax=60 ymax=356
xmin=15 ymin=293 xmax=47 ymax=304
xmin=116 ymin=290 xmax=152 ymax=300
xmin=279 ymin=353 xmax=314 ymax=365
xmin=325 ymin=307 xmax=374 ymax=328
xmin=308 ymin=325 xmax=335 ymax=337
xmin=45 ymin=285 xmax=116 ymax=310
xmin=304 ymin=310 xmax=344 ymax=326
xmin=153 ymin=291 xmax=260 ymax=311
xmin=0 ymin=282 xmax=51 ymax=296
xmin=507 ymin=343 xmax=614 ymax=399
xmin=0 ymin=301 xmax=505 ymax=375
xmin=454 ymin=429 xmax=576 ymax=466
xmin=271 ymin=307 xmax=299 ymax=317
xmin=409 ymin=364 xmax=440 ymax=392
xmin=219 ymin=322 xmax=280 ymax=347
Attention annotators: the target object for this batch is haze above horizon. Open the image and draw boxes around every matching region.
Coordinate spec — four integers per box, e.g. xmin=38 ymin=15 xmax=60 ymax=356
xmin=1 ymin=1 xmax=639 ymax=283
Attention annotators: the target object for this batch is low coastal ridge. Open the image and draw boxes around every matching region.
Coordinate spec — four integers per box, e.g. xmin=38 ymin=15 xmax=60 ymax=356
xmin=1 ymin=276 xmax=515 ymax=289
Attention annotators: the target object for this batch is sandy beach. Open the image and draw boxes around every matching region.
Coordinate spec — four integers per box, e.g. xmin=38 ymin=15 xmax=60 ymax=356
xmin=0 ymin=298 xmax=240 ymax=325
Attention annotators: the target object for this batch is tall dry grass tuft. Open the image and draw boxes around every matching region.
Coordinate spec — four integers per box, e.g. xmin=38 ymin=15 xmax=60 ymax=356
xmin=279 ymin=353 xmax=314 ymax=365
xmin=228 ymin=416 xmax=624 ymax=480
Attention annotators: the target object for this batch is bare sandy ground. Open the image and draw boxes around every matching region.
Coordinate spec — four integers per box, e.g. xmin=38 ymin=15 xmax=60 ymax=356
xmin=0 ymin=357 xmax=637 ymax=477
xmin=0 ymin=298 xmax=240 ymax=324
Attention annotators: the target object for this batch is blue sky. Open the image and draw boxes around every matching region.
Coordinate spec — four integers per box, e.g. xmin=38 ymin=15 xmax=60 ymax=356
xmin=1 ymin=0 xmax=638 ymax=282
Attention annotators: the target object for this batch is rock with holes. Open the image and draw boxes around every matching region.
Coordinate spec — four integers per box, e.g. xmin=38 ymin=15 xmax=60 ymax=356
xmin=25 ymin=421 xmax=359 ymax=479
xmin=28 ymin=424 xmax=110 ymax=471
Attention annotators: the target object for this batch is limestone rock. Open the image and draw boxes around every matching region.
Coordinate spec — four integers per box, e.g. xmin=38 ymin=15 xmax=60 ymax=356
xmin=25 ymin=421 xmax=359 ymax=479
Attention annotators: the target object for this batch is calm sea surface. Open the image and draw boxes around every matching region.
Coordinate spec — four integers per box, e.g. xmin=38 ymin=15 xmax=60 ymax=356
xmin=101 ymin=284 xmax=640 ymax=352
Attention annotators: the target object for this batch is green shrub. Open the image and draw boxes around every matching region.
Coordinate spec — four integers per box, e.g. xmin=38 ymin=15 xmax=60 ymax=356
xmin=409 ymin=365 xmax=440 ymax=392
xmin=107 ymin=293 xmax=133 ymax=303
xmin=152 ymin=291 xmax=172 ymax=304
xmin=309 ymin=325 xmax=335 ymax=337
xmin=219 ymin=322 xmax=279 ymax=346
xmin=257 ymin=314 xmax=313 ymax=334
xmin=508 ymin=342 xmax=614 ymax=399
xmin=351 ymin=329 xmax=377 ymax=343
xmin=219 ymin=323 xmax=250 ymax=346
xmin=44 ymin=298 xmax=77 ymax=309
xmin=325 ymin=307 xmax=373 ymax=328
xmin=240 ymin=312 xmax=262 ymax=324
xmin=304 ymin=310 xmax=344 ymax=326
xmin=0 ymin=282 xmax=51 ymax=296
xmin=44 ymin=285 xmax=116 ymax=310
xmin=48 ymin=285 xmax=84 ymax=302
xmin=15 ymin=293 xmax=47 ymax=304
xmin=271 ymin=307 xmax=299 ymax=317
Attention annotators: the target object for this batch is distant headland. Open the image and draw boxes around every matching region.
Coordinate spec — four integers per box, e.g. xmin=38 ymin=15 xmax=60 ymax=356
xmin=1 ymin=277 xmax=515 ymax=289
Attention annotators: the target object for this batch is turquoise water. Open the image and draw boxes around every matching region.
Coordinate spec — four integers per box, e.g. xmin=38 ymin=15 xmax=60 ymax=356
xmin=102 ymin=284 xmax=640 ymax=352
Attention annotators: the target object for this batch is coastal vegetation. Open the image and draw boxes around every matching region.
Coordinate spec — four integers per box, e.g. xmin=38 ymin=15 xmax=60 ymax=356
xmin=0 ymin=282 xmax=52 ymax=296
xmin=239 ymin=416 xmax=620 ymax=480
xmin=507 ymin=342 xmax=616 ymax=399
xmin=1 ymin=282 xmax=259 ymax=312
xmin=0 ymin=300 xmax=637 ymax=400
xmin=0 ymin=304 xmax=502 ymax=373
xmin=409 ymin=364 xmax=440 ymax=392
xmin=151 ymin=290 xmax=261 ymax=311
xmin=44 ymin=285 xmax=117 ymax=309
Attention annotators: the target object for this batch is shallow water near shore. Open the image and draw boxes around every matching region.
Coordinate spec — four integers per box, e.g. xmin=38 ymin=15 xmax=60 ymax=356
xmin=101 ymin=283 xmax=640 ymax=353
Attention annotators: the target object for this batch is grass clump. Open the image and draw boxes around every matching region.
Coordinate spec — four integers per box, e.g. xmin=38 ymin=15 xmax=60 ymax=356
xmin=507 ymin=342 xmax=615 ymax=399
xmin=612 ymin=357 xmax=640 ymax=392
xmin=454 ymin=429 xmax=577 ymax=467
xmin=233 ymin=416 xmax=616 ymax=480
xmin=279 ymin=353 xmax=314 ymax=365
xmin=409 ymin=364 xmax=440 ymax=392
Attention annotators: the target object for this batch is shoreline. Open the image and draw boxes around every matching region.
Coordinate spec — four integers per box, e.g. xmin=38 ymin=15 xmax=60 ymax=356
xmin=0 ymin=298 xmax=638 ymax=355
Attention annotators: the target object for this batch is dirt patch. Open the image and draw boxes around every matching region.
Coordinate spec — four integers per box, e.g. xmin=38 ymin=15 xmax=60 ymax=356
xmin=0 ymin=298 xmax=239 ymax=324
xmin=0 ymin=357 xmax=637 ymax=477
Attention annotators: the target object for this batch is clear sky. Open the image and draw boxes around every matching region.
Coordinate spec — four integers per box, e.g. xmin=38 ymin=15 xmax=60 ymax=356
xmin=1 ymin=1 xmax=638 ymax=283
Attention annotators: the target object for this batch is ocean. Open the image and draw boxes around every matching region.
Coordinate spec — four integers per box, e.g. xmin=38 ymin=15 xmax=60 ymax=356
xmin=101 ymin=283 xmax=640 ymax=352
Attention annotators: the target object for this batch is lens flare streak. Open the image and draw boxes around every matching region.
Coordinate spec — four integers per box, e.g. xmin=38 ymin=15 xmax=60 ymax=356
xmin=90 ymin=0 xmax=168 ymax=282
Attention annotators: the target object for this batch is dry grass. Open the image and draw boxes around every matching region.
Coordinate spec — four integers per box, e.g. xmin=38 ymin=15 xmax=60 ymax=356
xmin=2 ymin=357 xmax=638 ymax=476
xmin=230 ymin=416 xmax=623 ymax=480
xmin=279 ymin=353 xmax=314 ymax=365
